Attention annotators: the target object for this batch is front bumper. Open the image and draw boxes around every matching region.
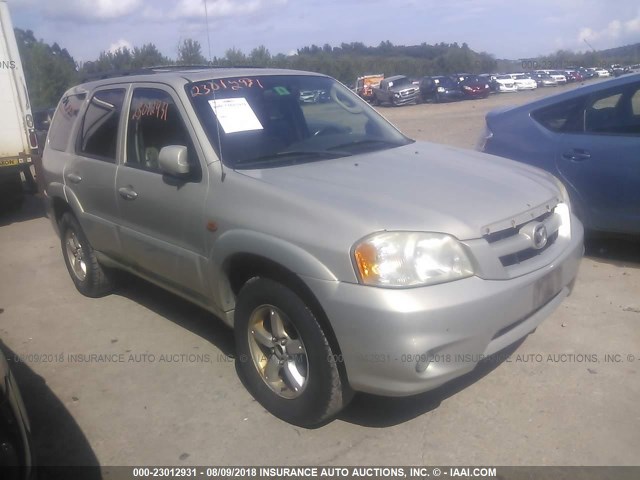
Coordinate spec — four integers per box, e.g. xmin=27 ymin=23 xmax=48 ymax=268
xmin=393 ymin=92 xmax=419 ymax=105
xmin=305 ymin=218 xmax=584 ymax=396
xmin=442 ymin=91 xmax=465 ymax=100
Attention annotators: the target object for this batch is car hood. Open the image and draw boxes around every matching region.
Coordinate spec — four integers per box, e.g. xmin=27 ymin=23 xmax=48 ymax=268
xmin=236 ymin=142 xmax=560 ymax=240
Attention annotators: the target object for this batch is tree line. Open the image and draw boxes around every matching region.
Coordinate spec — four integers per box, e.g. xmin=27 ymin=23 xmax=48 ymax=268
xmin=14 ymin=28 xmax=640 ymax=110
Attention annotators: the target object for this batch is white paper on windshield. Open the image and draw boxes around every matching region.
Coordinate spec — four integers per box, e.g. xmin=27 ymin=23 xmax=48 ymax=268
xmin=208 ymin=98 xmax=263 ymax=134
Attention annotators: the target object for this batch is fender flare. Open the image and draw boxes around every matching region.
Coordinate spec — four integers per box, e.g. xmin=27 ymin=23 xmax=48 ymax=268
xmin=212 ymin=229 xmax=338 ymax=282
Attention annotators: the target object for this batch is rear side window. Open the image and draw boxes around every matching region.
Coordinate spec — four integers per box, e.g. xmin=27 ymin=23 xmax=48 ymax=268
xmin=632 ymin=90 xmax=640 ymax=116
xmin=584 ymin=84 xmax=640 ymax=136
xmin=49 ymin=94 xmax=85 ymax=152
xmin=531 ymin=97 xmax=585 ymax=133
xmin=79 ymin=89 xmax=126 ymax=162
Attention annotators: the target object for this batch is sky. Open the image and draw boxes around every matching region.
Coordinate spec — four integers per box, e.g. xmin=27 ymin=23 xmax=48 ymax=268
xmin=6 ymin=0 xmax=640 ymax=62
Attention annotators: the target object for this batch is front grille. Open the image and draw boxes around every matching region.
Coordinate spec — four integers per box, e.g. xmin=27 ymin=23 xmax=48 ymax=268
xmin=485 ymin=211 xmax=553 ymax=244
xmin=499 ymin=231 xmax=559 ymax=267
xmin=483 ymin=208 xmax=561 ymax=269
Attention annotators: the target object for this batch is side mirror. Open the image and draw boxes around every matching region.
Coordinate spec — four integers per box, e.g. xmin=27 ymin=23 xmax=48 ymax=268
xmin=159 ymin=145 xmax=190 ymax=177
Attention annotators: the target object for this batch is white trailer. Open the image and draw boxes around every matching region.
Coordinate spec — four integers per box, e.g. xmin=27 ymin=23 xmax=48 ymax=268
xmin=0 ymin=0 xmax=37 ymax=207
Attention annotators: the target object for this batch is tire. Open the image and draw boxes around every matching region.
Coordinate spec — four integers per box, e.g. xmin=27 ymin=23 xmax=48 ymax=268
xmin=234 ymin=277 xmax=351 ymax=427
xmin=59 ymin=212 xmax=115 ymax=297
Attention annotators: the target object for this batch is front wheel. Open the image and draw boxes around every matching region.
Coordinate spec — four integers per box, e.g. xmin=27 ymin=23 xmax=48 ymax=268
xmin=234 ymin=277 xmax=351 ymax=427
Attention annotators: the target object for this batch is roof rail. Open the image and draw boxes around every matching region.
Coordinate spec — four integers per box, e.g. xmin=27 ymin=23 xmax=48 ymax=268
xmin=79 ymin=64 xmax=266 ymax=83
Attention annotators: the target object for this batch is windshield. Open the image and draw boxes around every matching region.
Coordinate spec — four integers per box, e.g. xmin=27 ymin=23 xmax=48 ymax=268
xmin=187 ymin=75 xmax=412 ymax=169
xmin=435 ymin=77 xmax=457 ymax=87
xmin=390 ymin=77 xmax=410 ymax=87
xmin=460 ymin=75 xmax=483 ymax=84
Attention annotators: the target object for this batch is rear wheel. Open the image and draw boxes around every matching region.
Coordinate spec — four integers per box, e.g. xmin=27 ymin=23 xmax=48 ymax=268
xmin=234 ymin=277 xmax=351 ymax=427
xmin=59 ymin=213 xmax=115 ymax=297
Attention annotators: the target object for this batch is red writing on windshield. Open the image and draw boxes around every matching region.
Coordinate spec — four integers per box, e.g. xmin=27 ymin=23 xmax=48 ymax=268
xmin=190 ymin=78 xmax=265 ymax=97
xmin=131 ymin=101 xmax=169 ymax=121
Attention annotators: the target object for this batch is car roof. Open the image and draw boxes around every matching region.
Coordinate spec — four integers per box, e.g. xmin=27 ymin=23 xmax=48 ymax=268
xmin=61 ymin=67 xmax=326 ymax=97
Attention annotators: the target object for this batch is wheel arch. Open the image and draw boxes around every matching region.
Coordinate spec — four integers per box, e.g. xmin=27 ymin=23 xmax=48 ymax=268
xmin=221 ymin=251 xmax=350 ymax=387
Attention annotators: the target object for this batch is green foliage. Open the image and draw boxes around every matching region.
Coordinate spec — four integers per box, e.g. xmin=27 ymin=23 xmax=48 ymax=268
xmin=249 ymin=45 xmax=271 ymax=67
xmin=228 ymin=41 xmax=499 ymax=84
xmin=81 ymin=43 xmax=170 ymax=75
xmin=13 ymin=28 xmax=640 ymax=112
xmin=221 ymin=47 xmax=248 ymax=66
xmin=14 ymin=29 xmax=77 ymax=110
xmin=177 ymin=39 xmax=207 ymax=65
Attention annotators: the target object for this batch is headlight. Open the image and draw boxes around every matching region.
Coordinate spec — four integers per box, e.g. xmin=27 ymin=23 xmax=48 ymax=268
xmin=550 ymin=175 xmax=571 ymax=210
xmin=353 ymin=232 xmax=474 ymax=288
xmin=550 ymin=176 xmax=572 ymax=238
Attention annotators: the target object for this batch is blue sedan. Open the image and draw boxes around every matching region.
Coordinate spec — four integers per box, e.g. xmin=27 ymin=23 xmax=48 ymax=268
xmin=480 ymin=73 xmax=640 ymax=234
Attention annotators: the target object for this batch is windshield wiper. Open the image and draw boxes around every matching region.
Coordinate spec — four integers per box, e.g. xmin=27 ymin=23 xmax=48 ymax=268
xmin=327 ymin=139 xmax=408 ymax=152
xmin=234 ymin=149 xmax=352 ymax=168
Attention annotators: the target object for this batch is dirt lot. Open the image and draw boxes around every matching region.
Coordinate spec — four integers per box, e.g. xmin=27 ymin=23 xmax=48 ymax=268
xmin=1 ymin=83 xmax=639 ymax=470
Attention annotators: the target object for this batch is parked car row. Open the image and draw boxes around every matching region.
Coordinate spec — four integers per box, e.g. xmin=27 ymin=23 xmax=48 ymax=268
xmin=356 ymin=64 xmax=634 ymax=108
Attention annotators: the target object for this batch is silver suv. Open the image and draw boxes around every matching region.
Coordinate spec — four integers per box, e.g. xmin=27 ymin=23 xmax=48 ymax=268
xmin=42 ymin=68 xmax=584 ymax=426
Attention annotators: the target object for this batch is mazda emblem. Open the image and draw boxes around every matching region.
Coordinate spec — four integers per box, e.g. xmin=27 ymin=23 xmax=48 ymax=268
xmin=532 ymin=223 xmax=548 ymax=249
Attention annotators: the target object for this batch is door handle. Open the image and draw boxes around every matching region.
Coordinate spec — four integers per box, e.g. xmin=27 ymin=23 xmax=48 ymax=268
xmin=118 ymin=187 xmax=138 ymax=201
xmin=65 ymin=172 xmax=82 ymax=184
xmin=562 ymin=149 xmax=591 ymax=161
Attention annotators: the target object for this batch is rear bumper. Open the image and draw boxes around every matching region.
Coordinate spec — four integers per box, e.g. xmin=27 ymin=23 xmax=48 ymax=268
xmin=305 ymin=219 xmax=584 ymax=396
xmin=0 ymin=162 xmax=32 ymax=177
xmin=0 ymin=155 xmax=38 ymax=194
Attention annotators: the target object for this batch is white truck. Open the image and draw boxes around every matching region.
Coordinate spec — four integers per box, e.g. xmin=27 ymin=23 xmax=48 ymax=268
xmin=0 ymin=0 xmax=38 ymax=210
